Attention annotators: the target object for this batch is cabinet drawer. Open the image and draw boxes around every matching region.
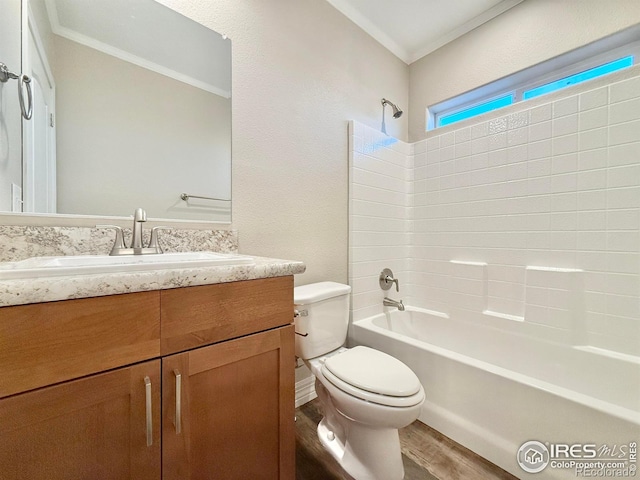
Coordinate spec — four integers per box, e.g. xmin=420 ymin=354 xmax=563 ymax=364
xmin=160 ymin=276 xmax=293 ymax=355
xmin=0 ymin=291 xmax=160 ymax=398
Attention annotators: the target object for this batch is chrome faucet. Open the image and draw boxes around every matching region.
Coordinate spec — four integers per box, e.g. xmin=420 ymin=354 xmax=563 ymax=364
xmin=130 ymin=207 xmax=147 ymax=250
xmin=97 ymin=208 xmax=171 ymax=256
xmin=383 ymin=297 xmax=405 ymax=311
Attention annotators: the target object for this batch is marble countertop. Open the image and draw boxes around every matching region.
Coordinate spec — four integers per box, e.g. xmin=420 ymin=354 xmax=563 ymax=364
xmin=0 ymin=256 xmax=306 ymax=307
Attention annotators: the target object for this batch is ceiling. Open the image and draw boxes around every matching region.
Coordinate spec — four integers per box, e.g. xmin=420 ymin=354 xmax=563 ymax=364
xmin=45 ymin=0 xmax=231 ymax=97
xmin=326 ymin=0 xmax=524 ymax=64
xmin=45 ymin=0 xmax=524 ymax=91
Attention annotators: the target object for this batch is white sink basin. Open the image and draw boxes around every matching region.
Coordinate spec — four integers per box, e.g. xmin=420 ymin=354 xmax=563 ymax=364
xmin=0 ymin=252 xmax=254 ymax=280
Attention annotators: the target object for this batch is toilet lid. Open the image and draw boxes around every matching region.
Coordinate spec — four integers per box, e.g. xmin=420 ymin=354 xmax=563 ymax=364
xmin=323 ymin=346 xmax=421 ymax=397
xmin=320 ymin=366 xmax=425 ymax=408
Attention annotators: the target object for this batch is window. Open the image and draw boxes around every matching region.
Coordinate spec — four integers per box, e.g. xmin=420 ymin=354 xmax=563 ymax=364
xmin=522 ymin=56 xmax=633 ymax=100
xmin=428 ymin=35 xmax=640 ymax=131
xmin=438 ymin=94 xmax=514 ymax=127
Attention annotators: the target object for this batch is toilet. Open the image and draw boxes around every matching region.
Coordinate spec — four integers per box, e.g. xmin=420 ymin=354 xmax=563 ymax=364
xmin=294 ymin=282 xmax=425 ymax=480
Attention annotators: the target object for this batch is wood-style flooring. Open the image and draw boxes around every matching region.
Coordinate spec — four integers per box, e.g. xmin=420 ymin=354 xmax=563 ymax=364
xmin=295 ymin=398 xmax=517 ymax=480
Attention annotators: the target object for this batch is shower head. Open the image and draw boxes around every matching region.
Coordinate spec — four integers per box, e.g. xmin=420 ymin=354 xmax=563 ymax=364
xmin=381 ymin=98 xmax=403 ymax=118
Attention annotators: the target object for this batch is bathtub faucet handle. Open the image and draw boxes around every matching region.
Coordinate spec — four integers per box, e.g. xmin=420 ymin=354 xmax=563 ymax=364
xmin=379 ymin=268 xmax=399 ymax=292
xmin=386 ymin=276 xmax=399 ymax=292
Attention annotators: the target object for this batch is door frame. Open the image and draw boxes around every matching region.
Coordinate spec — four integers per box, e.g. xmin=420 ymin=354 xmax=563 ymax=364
xmin=21 ymin=0 xmax=56 ymax=213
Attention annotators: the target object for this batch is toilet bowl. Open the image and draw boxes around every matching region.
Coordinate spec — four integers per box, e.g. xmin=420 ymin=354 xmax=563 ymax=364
xmin=294 ymin=282 xmax=425 ymax=480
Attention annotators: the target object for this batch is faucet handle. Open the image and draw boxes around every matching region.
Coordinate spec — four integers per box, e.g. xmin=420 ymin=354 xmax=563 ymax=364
xmin=379 ymin=268 xmax=399 ymax=292
xmin=149 ymin=226 xmax=172 ymax=253
xmin=96 ymin=225 xmax=126 ymax=255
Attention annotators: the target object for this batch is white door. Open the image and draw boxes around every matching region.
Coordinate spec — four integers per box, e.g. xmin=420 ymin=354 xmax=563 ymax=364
xmin=22 ymin=4 xmax=56 ymax=214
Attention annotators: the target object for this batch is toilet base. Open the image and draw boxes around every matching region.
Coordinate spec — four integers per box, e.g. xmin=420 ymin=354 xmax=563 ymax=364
xmin=317 ymin=417 xmax=405 ymax=480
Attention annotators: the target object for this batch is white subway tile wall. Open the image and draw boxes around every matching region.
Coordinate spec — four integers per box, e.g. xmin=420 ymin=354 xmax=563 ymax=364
xmin=349 ymin=71 xmax=640 ymax=356
xmin=349 ymin=121 xmax=412 ymax=322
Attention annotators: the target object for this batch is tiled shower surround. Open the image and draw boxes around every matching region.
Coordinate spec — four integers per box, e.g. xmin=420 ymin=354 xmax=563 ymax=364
xmin=349 ymin=70 xmax=640 ymax=358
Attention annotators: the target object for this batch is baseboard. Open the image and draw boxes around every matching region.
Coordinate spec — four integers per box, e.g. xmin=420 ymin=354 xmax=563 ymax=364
xmin=295 ymin=375 xmax=317 ymax=407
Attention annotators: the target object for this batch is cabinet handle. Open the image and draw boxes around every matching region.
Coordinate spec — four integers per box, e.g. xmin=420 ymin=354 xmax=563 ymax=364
xmin=174 ymin=369 xmax=182 ymax=434
xmin=144 ymin=376 xmax=153 ymax=447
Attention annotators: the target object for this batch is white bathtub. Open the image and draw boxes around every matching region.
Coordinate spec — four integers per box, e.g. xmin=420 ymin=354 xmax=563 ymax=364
xmin=351 ymin=307 xmax=640 ymax=479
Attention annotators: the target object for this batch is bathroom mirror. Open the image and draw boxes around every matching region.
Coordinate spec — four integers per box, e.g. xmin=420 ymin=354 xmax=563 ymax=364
xmin=0 ymin=0 xmax=231 ymax=222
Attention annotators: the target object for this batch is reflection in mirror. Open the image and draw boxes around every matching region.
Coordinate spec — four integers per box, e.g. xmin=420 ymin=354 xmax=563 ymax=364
xmin=4 ymin=0 xmax=231 ymax=222
xmin=0 ymin=1 xmax=23 ymax=214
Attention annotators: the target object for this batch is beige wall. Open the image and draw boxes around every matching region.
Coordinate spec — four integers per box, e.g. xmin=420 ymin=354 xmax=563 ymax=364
xmin=157 ymin=0 xmax=409 ymax=285
xmin=408 ymin=0 xmax=640 ymax=142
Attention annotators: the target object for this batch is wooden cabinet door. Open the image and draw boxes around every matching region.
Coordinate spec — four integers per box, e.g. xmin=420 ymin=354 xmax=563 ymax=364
xmin=0 ymin=360 xmax=161 ymax=480
xmin=162 ymin=325 xmax=295 ymax=480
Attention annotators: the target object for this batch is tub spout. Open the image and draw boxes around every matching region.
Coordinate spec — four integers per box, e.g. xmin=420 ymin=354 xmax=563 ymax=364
xmin=383 ymin=297 xmax=404 ymax=311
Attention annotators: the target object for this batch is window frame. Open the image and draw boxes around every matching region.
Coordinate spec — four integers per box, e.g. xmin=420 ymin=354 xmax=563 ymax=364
xmin=428 ymin=37 xmax=640 ymax=131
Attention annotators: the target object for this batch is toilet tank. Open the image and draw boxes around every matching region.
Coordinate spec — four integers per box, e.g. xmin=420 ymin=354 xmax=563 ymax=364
xmin=293 ymin=282 xmax=351 ymax=360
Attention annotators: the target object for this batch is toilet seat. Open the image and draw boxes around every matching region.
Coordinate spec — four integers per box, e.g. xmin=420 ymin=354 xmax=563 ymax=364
xmin=321 ymin=346 xmax=425 ymax=408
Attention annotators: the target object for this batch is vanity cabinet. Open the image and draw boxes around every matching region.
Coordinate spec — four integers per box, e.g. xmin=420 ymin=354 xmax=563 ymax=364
xmin=0 ymin=276 xmax=295 ymax=480
xmin=0 ymin=360 xmax=162 ymax=480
